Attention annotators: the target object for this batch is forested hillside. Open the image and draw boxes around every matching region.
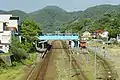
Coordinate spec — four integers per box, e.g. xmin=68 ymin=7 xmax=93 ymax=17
xmin=29 ymin=6 xmax=74 ymax=32
xmin=60 ymin=4 xmax=120 ymax=38
xmin=1 ymin=4 xmax=120 ymax=33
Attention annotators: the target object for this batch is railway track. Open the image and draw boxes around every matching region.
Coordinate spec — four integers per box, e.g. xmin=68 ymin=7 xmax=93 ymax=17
xmin=26 ymin=41 xmax=54 ymax=80
xmin=27 ymin=41 xmax=88 ymax=80
xmin=61 ymin=41 xmax=89 ymax=80
xmin=62 ymin=40 xmax=118 ymax=80
xmin=95 ymin=53 xmax=117 ymax=80
xmin=87 ymin=48 xmax=118 ymax=80
xmin=26 ymin=40 xmax=118 ymax=80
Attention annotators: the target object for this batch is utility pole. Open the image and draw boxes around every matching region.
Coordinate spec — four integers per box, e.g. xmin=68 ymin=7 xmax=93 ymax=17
xmin=94 ymin=48 xmax=96 ymax=80
xmin=69 ymin=47 xmax=71 ymax=80
xmin=106 ymin=36 xmax=108 ymax=54
xmin=67 ymin=20 xmax=71 ymax=80
xmin=94 ymin=39 xmax=97 ymax=80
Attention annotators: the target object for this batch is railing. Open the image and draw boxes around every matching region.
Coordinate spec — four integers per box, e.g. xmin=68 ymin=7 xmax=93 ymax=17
xmin=39 ymin=33 xmax=79 ymax=36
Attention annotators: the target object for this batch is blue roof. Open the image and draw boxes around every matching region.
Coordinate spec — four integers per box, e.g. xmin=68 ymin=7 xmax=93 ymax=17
xmin=38 ymin=35 xmax=79 ymax=40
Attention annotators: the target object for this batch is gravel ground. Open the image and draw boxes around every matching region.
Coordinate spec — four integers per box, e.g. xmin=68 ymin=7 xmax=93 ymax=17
xmin=27 ymin=40 xmax=119 ymax=80
xmin=88 ymin=46 xmax=120 ymax=80
xmin=107 ymin=49 xmax=120 ymax=80
xmin=54 ymin=41 xmax=71 ymax=80
xmin=44 ymin=41 xmax=71 ymax=80
xmin=72 ymin=48 xmax=94 ymax=80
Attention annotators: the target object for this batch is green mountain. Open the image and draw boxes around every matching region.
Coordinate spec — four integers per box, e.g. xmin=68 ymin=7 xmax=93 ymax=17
xmin=29 ymin=6 xmax=74 ymax=32
xmin=0 ymin=10 xmax=7 ymax=14
xmin=71 ymin=4 xmax=120 ymax=20
xmin=0 ymin=4 xmax=120 ymax=32
xmin=0 ymin=10 xmax=28 ymax=23
xmin=7 ymin=10 xmax=28 ymax=21
xmin=61 ymin=4 xmax=120 ymax=38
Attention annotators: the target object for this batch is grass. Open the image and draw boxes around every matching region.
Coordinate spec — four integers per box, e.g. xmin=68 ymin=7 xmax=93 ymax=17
xmin=0 ymin=53 xmax=11 ymax=56
xmin=87 ymin=41 xmax=103 ymax=47
xmin=88 ymin=40 xmax=120 ymax=55
xmin=0 ymin=53 xmax=37 ymax=80
xmin=22 ymin=53 xmax=36 ymax=65
xmin=105 ymin=43 xmax=120 ymax=56
xmin=84 ymin=52 xmax=95 ymax=80
xmin=88 ymin=49 xmax=119 ymax=79
xmin=108 ymin=48 xmax=120 ymax=56
xmin=0 ymin=63 xmax=25 ymax=80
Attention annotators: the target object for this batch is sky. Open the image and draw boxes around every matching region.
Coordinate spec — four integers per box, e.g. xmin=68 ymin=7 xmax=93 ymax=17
xmin=0 ymin=0 xmax=120 ymax=13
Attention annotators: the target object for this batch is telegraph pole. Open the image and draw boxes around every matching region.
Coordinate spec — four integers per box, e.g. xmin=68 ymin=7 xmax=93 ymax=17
xmin=94 ymin=47 xmax=97 ymax=80
xmin=69 ymin=46 xmax=71 ymax=80
xmin=67 ymin=21 xmax=71 ymax=80
xmin=94 ymin=38 xmax=97 ymax=80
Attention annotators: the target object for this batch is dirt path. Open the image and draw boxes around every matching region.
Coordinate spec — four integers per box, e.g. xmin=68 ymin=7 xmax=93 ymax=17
xmin=44 ymin=41 xmax=70 ymax=80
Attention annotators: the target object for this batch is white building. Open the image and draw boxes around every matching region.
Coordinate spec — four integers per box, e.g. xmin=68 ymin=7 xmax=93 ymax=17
xmin=81 ymin=31 xmax=91 ymax=40
xmin=0 ymin=31 xmax=12 ymax=52
xmin=117 ymin=34 xmax=120 ymax=42
xmin=0 ymin=14 xmax=20 ymax=53
xmin=100 ymin=31 xmax=109 ymax=38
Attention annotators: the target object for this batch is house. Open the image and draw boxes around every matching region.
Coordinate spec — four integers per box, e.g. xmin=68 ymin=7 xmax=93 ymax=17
xmin=81 ymin=31 xmax=91 ymax=40
xmin=91 ymin=32 xmax=97 ymax=39
xmin=0 ymin=14 xmax=20 ymax=53
xmin=99 ymin=31 xmax=109 ymax=38
xmin=96 ymin=29 xmax=104 ymax=38
xmin=95 ymin=30 xmax=109 ymax=38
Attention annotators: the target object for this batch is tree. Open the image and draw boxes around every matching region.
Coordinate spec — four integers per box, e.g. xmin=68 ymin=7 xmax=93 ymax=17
xmin=91 ymin=13 xmax=120 ymax=38
xmin=61 ymin=12 xmax=120 ymax=38
xmin=61 ymin=18 xmax=92 ymax=33
xmin=21 ymin=19 xmax=41 ymax=52
xmin=21 ymin=19 xmax=41 ymax=42
xmin=9 ymin=37 xmax=28 ymax=62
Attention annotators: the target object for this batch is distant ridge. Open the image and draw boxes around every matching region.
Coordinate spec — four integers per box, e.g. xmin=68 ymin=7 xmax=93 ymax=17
xmin=0 ymin=4 xmax=120 ymax=32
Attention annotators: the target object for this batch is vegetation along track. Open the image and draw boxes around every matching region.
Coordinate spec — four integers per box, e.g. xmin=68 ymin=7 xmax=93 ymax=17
xmin=96 ymin=54 xmax=117 ymax=80
xmin=88 ymin=49 xmax=118 ymax=80
xmin=26 ymin=41 xmax=55 ymax=80
xmin=61 ymin=41 xmax=89 ymax=80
